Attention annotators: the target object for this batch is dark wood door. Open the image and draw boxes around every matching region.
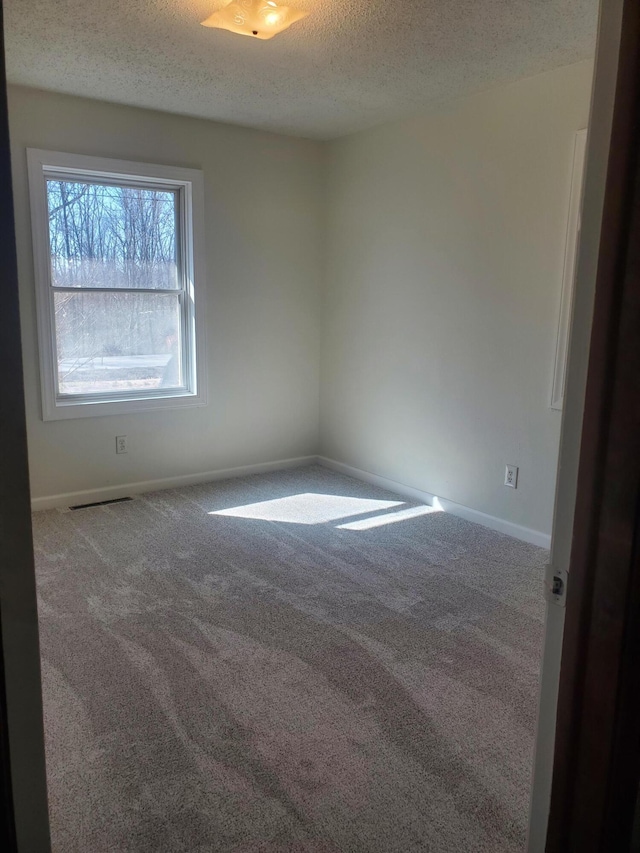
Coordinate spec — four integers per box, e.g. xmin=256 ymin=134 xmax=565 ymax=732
xmin=0 ymin=1 xmax=51 ymax=849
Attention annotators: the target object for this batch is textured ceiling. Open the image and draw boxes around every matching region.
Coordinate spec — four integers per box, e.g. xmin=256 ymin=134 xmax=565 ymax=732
xmin=4 ymin=0 xmax=598 ymax=140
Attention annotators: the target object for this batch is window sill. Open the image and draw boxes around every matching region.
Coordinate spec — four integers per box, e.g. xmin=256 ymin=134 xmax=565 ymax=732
xmin=42 ymin=389 xmax=207 ymax=421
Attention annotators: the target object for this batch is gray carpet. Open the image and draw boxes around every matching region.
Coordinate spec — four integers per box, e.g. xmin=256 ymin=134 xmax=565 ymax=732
xmin=32 ymin=465 xmax=546 ymax=853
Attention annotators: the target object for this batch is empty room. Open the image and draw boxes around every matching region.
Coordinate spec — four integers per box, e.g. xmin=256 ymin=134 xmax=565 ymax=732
xmin=3 ymin=0 xmax=599 ymax=850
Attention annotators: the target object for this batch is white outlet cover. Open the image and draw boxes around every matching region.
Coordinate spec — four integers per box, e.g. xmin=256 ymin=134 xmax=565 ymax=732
xmin=504 ymin=464 xmax=518 ymax=488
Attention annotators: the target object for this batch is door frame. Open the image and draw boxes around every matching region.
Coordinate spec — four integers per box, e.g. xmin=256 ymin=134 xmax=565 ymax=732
xmin=545 ymin=0 xmax=640 ymax=848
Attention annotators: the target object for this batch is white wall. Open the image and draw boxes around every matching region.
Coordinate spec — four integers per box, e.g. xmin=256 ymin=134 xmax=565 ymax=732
xmin=8 ymin=87 xmax=323 ymax=502
xmin=321 ymin=60 xmax=594 ymax=538
xmin=11 ymin=63 xmax=593 ymax=533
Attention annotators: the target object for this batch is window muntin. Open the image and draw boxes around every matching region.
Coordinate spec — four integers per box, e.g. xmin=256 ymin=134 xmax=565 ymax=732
xmin=28 ymin=151 xmax=205 ymax=420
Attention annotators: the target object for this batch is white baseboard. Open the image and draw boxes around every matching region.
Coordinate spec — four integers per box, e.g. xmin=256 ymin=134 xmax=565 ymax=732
xmin=31 ymin=455 xmax=317 ymax=512
xmin=318 ymin=456 xmax=551 ymax=549
xmin=32 ymin=452 xmax=552 ymax=549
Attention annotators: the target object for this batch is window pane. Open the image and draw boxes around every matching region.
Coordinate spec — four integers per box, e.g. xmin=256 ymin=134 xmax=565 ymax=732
xmin=46 ymin=179 xmax=179 ymax=289
xmin=53 ymin=291 xmax=184 ymax=396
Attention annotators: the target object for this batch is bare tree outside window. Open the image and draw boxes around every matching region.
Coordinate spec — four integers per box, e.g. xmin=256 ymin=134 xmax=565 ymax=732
xmin=28 ymin=150 xmax=204 ymax=420
xmin=47 ymin=179 xmax=184 ymax=396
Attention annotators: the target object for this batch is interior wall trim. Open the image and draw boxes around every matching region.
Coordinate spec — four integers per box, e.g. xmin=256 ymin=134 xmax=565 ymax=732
xmin=318 ymin=456 xmax=552 ymax=549
xmin=30 ymin=455 xmax=317 ymax=511
xmin=31 ymin=452 xmax=552 ymax=549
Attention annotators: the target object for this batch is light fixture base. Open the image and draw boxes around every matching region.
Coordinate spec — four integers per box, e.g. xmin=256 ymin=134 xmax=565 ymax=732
xmin=201 ymin=1 xmax=309 ymax=40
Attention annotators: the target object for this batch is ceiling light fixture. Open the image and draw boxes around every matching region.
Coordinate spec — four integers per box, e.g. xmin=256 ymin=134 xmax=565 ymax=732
xmin=201 ymin=1 xmax=309 ymax=40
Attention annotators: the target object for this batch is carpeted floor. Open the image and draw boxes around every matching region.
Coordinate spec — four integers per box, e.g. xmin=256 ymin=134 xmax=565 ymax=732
xmin=32 ymin=465 xmax=546 ymax=853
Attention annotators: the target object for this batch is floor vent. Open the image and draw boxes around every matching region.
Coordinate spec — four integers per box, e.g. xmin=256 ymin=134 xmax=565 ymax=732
xmin=70 ymin=496 xmax=133 ymax=511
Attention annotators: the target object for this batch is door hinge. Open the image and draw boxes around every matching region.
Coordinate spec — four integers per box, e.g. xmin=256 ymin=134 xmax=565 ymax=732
xmin=545 ymin=564 xmax=568 ymax=607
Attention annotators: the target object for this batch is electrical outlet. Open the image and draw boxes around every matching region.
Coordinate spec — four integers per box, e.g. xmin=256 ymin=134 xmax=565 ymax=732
xmin=116 ymin=435 xmax=128 ymax=454
xmin=504 ymin=464 xmax=518 ymax=488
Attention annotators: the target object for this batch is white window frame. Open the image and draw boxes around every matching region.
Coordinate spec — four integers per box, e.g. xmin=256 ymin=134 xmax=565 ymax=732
xmin=550 ymin=129 xmax=587 ymax=411
xmin=27 ymin=149 xmax=207 ymax=421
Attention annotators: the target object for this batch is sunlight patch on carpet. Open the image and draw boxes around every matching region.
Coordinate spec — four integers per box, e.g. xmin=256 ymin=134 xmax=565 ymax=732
xmin=209 ymin=493 xmax=403 ymax=525
xmin=336 ymin=503 xmax=441 ymax=530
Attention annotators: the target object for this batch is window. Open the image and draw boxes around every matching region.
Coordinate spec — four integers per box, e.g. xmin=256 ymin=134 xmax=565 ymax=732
xmin=27 ymin=150 xmax=206 ymax=420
